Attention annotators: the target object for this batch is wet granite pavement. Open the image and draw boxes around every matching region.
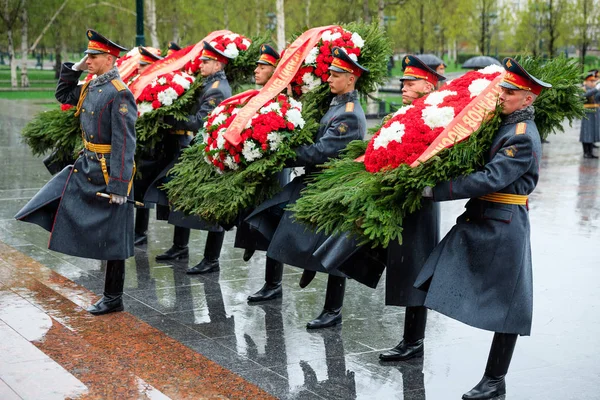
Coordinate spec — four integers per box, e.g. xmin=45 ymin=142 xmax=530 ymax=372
xmin=0 ymin=98 xmax=599 ymax=399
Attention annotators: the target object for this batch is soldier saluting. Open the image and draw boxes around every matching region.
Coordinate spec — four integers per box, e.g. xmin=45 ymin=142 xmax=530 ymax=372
xmin=417 ymin=57 xmax=552 ymax=399
xmin=15 ymin=30 xmax=137 ymax=316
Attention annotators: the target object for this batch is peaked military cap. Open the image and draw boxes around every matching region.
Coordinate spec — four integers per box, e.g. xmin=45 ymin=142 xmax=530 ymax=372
xmin=167 ymin=42 xmax=181 ymax=56
xmin=588 ymin=69 xmax=599 ymax=79
xmin=200 ymin=41 xmax=232 ymax=64
xmin=585 ymin=71 xmax=596 ymax=81
xmin=138 ymin=47 xmax=163 ymax=65
xmin=257 ymin=44 xmax=280 ymax=67
xmin=400 ymin=55 xmax=445 ymax=85
xmin=84 ymin=29 xmax=128 ymax=57
xmin=500 ymin=57 xmax=552 ymax=95
xmin=329 ymin=47 xmax=369 ymax=77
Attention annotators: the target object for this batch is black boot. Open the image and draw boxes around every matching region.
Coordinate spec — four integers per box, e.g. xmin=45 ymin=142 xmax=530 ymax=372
xmin=87 ymin=260 xmax=125 ymax=315
xmin=134 ymin=208 xmax=150 ymax=246
xmin=243 ymin=248 xmax=255 ymax=262
xmin=156 ymin=226 xmax=190 ymax=261
xmin=462 ymin=332 xmax=518 ymax=400
xmin=248 ymin=257 xmax=283 ymax=302
xmin=584 ymin=143 xmax=598 ymax=159
xmin=306 ymin=275 xmax=345 ymax=329
xmin=299 ymin=270 xmax=317 ymax=288
xmin=379 ymin=306 xmax=427 ymax=361
xmin=187 ymin=231 xmax=225 ymax=274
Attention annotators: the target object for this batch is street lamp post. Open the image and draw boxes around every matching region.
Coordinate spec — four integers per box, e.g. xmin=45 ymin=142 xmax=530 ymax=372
xmin=136 ymin=0 xmax=145 ymax=46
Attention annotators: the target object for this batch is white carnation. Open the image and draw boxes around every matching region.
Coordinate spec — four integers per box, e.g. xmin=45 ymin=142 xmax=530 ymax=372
xmin=157 ymin=87 xmax=178 ymax=106
xmin=224 ymin=34 xmax=240 ymax=42
xmin=289 ymin=97 xmax=302 ymax=110
xmin=305 ymin=47 xmax=319 ymax=65
xmin=468 ymin=78 xmax=493 ymax=98
xmin=126 ymin=48 xmax=138 ymax=57
xmin=209 ymin=41 xmax=218 ymax=47
xmin=172 ymin=73 xmax=192 ymax=90
xmin=373 ymin=121 xmax=405 ymax=149
xmin=231 ymin=107 xmax=240 ymax=115
xmin=138 ymin=102 xmax=154 ymax=116
xmin=242 ymin=141 xmax=263 ymax=162
xmin=201 ymin=130 xmax=209 ymax=143
xmin=351 ymin=32 xmax=365 ymax=48
xmin=422 ymin=106 xmax=455 ymax=129
xmin=211 ymin=113 xmax=227 ymax=127
xmin=211 ymin=105 xmax=225 ymax=116
xmin=242 ymin=38 xmax=251 ymax=48
xmin=392 ymin=104 xmax=414 ymax=117
xmin=224 ymin=155 xmax=239 ymax=170
xmin=216 ymin=129 xmax=226 ymax=149
xmin=301 ymin=72 xmax=321 ymax=93
xmin=157 ymin=77 xmax=167 ymax=86
xmin=329 ymin=32 xmax=342 ymax=41
xmin=223 ymin=43 xmax=239 ymax=59
xmin=321 ymin=30 xmax=333 ymax=42
xmin=348 ymin=53 xmax=358 ymax=62
xmin=286 ymin=107 xmax=305 ymax=129
xmin=267 ymin=132 xmax=284 ymax=151
xmin=478 ymin=64 xmax=504 ymax=75
xmin=424 ymin=90 xmax=457 ymax=106
xmin=260 ymin=102 xmax=282 ymax=115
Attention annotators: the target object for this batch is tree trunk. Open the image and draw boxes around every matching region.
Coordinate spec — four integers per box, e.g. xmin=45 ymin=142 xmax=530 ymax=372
xmin=580 ymin=0 xmax=588 ymax=70
xmin=419 ymin=2 xmax=425 ymax=54
xmin=363 ymin=0 xmax=370 ymax=23
xmin=20 ymin=0 xmax=28 ymax=87
xmin=171 ymin=2 xmax=179 ymax=44
xmin=255 ymin=0 xmax=261 ymax=35
xmin=145 ymin=0 xmax=159 ymax=48
xmin=305 ymin=0 xmax=310 ymax=27
xmin=480 ymin=0 xmax=486 ymax=55
xmin=276 ymin=0 xmax=285 ymax=52
xmin=8 ymin=28 xmax=17 ymax=88
xmin=378 ymin=0 xmax=385 ymax=28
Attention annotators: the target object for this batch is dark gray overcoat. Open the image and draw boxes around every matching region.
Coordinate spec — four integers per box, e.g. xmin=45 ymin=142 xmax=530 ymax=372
xmin=579 ymin=86 xmax=600 ymax=144
xmin=246 ymin=90 xmax=366 ymax=273
xmin=16 ymin=64 xmax=137 ymax=260
xmin=414 ymin=113 xmax=541 ymax=335
xmin=144 ymin=70 xmax=231 ymax=231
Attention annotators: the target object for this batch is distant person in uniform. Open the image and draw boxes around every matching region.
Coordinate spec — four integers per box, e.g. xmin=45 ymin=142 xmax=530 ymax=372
xmin=580 ymin=71 xmax=600 ymax=158
xmin=416 ymin=57 xmax=552 ymax=399
xmin=16 ymin=29 xmax=137 ymax=316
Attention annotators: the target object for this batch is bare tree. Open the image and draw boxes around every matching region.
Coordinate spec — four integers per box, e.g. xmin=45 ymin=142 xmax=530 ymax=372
xmin=145 ymin=0 xmax=159 ymax=48
xmin=20 ymin=0 xmax=28 ymax=87
xmin=1 ymin=0 xmax=25 ymax=88
xmin=363 ymin=0 xmax=371 ymax=23
xmin=276 ymin=0 xmax=285 ymax=52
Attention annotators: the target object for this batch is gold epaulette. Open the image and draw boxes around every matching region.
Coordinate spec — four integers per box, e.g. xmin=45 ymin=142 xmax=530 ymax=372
xmin=211 ymin=81 xmax=220 ymax=89
xmin=345 ymin=102 xmax=355 ymax=113
xmin=111 ymin=79 xmax=127 ymax=92
xmin=515 ymin=122 xmax=527 ymax=135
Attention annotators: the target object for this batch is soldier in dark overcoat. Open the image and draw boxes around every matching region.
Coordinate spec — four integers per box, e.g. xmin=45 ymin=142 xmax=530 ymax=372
xmin=230 ymin=44 xmax=288 ymax=302
xmin=246 ymin=48 xmax=368 ymax=328
xmin=15 ymin=30 xmax=137 ymax=316
xmin=415 ymin=57 xmax=552 ymax=399
xmin=377 ymin=55 xmax=445 ymax=362
xmin=145 ymin=41 xmax=232 ymax=275
xmin=131 ymin=46 xmax=164 ymax=246
xmin=579 ymin=71 xmax=600 ymax=158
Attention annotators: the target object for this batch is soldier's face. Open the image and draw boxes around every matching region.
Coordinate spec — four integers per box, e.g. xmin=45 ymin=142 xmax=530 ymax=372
xmin=200 ymin=59 xmax=221 ymax=77
xmin=436 ymin=64 xmax=445 ymax=75
xmin=254 ymin=64 xmax=275 ymax=86
xmin=402 ymin=79 xmax=434 ymax=104
xmin=499 ymin=87 xmax=533 ymax=115
xmin=86 ymin=53 xmax=113 ymax=76
xmin=327 ymin=71 xmax=355 ymax=95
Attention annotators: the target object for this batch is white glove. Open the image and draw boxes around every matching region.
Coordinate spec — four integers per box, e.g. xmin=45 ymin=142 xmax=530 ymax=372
xmin=72 ymin=55 xmax=88 ymax=71
xmin=110 ymin=194 xmax=127 ymax=205
xmin=422 ymin=186 xmax=433 ymax=198
xmin=595 ymin=81 xmax=600 ymax=90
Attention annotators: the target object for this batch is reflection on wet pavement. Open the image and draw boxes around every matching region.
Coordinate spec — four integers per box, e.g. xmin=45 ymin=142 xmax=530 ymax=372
xmin=1 ymin=99 xmax=599 ymax=399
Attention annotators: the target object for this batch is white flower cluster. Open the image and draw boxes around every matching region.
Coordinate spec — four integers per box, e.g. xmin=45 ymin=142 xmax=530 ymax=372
xmin=242 ymin=38 xmax=251 ymax=48
xmin=224 ymin=155 xmax=239 ymax=170
xmin=210 ymin=113 xmax=228 ymax=128
xmin=138 ymin=102 xmax=154 ymax=116
xmin=157 ymin=87 xmax=179 ymax=106
xmin=321 ymin=30 xmax=342 ymax=42
xmin=172 ymin=73 xmax=193 ymax=90
xmin=424 ymin=90 xmax=457 ymax=106
xmin=374 ymin=121 xmax=405 ymax=149
xmin=305 ymin=47 xmax=319 ymax=65
xmin=223 ymin=43 xmax=239 ymax=59
xmin=393 ymin=104 xmax=414 ymax=117
xmin=242 ymin=140 xmax=262 ymax=162
xmin=260 ymin=102 xmax=282 ymax=116
xmin=422 ymin=106 xmax=455 ymax=129
xmin=302 ymin=72 xmax=321 ymax=93
xmin=267 ymin=132 xmax=284 ymax=151
xmin=468 ymin=78 xmax=493 ymax=98
xmin=350 ymin=32 xmax=364 ymax=48
xmin=479 ymin=64 xmax=504 ymax=75
xmin=157 ymin=77 xmax=167 ymax=86
xmin=286 ymin=107 xmax=305 ymax=129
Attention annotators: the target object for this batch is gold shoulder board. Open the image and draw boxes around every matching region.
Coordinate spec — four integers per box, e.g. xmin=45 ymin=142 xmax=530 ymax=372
xmin=111 ymin=79 xmax=127 ymax=92
xmin=211 ymin=81 xmax=220 ymax=89
xmin=515 ymin=122 xmax=527 ymax=135
xmin=345 ymin=102 xmax=355 ymax=113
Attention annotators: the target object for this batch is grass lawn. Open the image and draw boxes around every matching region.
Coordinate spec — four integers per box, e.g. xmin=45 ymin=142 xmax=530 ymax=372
xmin=0 ymin=91 xmax=57 ymax=101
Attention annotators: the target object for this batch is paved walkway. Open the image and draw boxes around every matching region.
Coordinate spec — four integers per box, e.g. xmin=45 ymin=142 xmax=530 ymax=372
xmin=1 ymin=98 xmax=599 ymax=399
